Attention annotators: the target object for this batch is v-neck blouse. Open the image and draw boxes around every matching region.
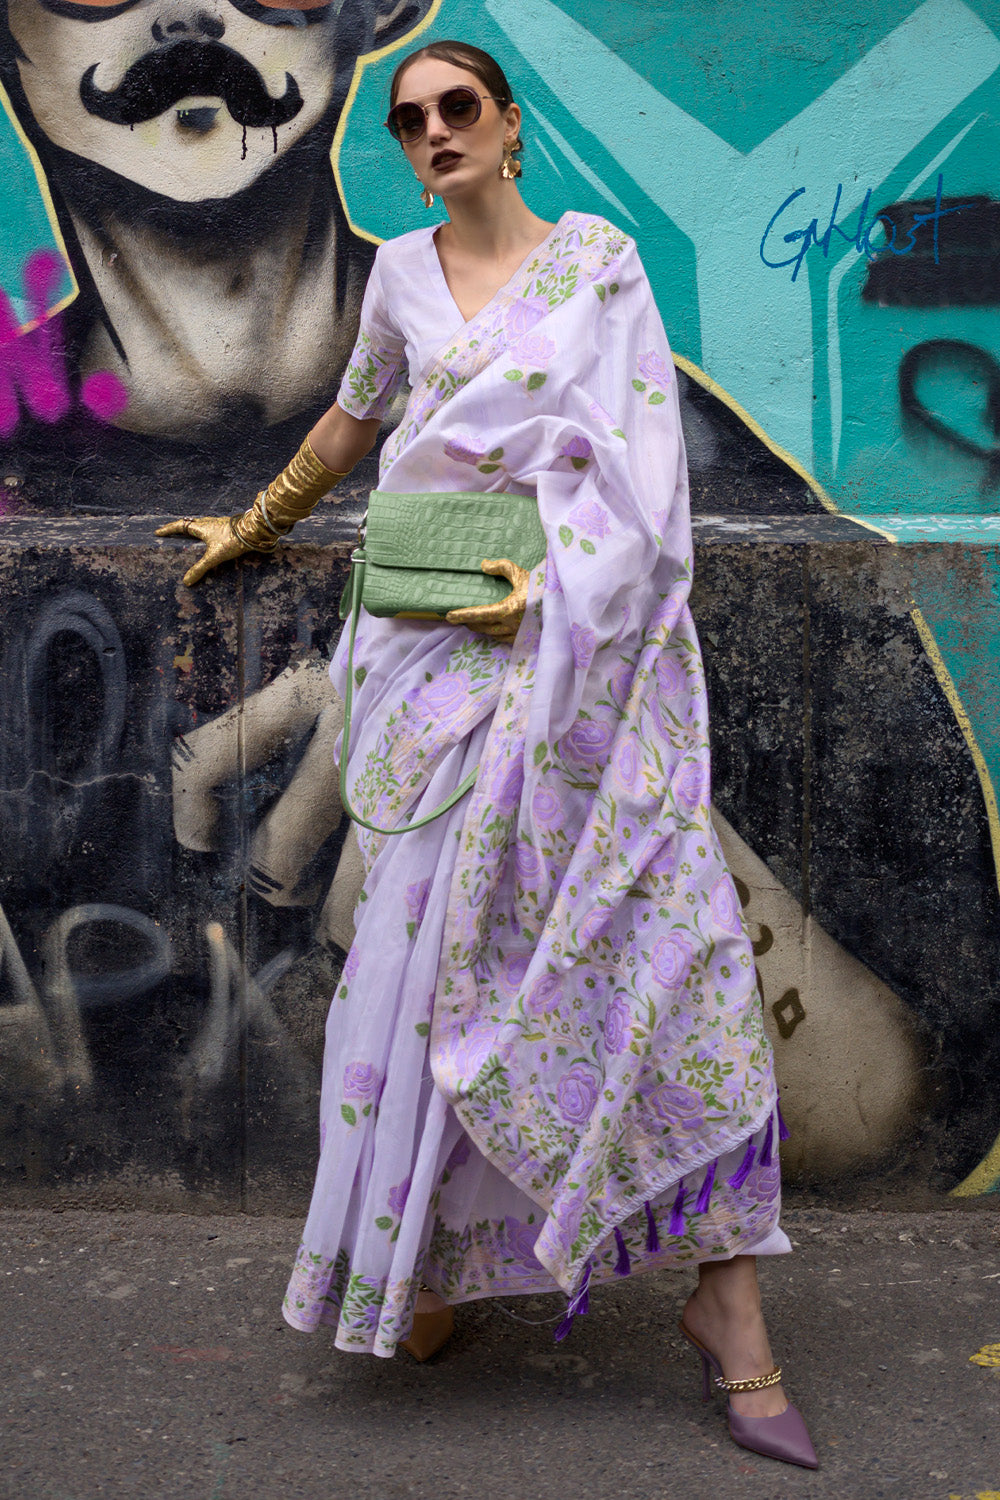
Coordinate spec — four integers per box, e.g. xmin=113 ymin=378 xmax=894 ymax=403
xmin=337 ymin=215 xmax=571 ymax=423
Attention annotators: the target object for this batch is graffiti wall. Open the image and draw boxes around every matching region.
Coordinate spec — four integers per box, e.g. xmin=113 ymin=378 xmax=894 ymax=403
xmin=2 ymin=0 xmax=1000 ymax=1204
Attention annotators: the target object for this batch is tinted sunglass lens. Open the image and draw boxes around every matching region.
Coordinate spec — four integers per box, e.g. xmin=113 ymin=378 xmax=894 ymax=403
xmin=439 ymin=89 xmax=481 ymax=127
xmin=388 ymin=103 xmax=424 ymax=141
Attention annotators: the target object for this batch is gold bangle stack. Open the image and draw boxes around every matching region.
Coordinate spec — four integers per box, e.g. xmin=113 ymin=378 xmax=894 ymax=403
xmin=232 ymin=437 xmax=350 ymax=552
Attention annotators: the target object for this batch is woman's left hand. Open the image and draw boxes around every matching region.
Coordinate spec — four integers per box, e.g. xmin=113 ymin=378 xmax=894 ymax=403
xmin=446 ymin=558 xmax=530 ymax=642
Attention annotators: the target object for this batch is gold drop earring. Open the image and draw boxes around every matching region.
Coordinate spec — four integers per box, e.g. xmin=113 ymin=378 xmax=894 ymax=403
xmin=419 ymin=183 xmax=435 ymax=208
xmin=500 ymin=138 xmax=523 ymax=180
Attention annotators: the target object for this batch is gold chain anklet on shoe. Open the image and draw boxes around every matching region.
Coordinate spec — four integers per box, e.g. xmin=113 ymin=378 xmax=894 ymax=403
xmin=715 ymin=1365 xmax=783 ymax=1393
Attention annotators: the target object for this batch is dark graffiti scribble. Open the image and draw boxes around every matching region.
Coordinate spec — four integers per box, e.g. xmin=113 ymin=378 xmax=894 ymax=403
xmin=772 ymin=989 xmax=807 ymax=1040
xmin=864 ymin=194 xmax=1000 ymax=307
xmin=752 ymin=923 xmax=774 ymax=958
xmin=899 ymin=339 xmax=1000 ymax=492
xmin=761 ymin=173 xmax=972 ymax=284
xmin=0 ymin=590 xmax=127 ymax=878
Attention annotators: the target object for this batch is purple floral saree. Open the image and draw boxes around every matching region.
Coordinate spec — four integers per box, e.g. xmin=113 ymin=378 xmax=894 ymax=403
xmin=283 ymin=213 xmax=787 ymax=1356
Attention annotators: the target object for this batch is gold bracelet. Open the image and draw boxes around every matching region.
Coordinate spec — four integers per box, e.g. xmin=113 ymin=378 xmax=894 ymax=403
xmin=232 ymin=437 xmax=350 ymax=551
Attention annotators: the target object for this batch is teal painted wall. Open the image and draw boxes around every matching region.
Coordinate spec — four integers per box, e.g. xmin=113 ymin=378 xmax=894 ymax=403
xmin=4 ymin=0 xmax=1000 ymax=520
xmin=336 ymin=0 xmax=1000 ymax=522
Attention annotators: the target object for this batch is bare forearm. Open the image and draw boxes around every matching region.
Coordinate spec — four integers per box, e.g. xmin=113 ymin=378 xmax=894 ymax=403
xmin=308 ymin=401 xmax=381 ymax=474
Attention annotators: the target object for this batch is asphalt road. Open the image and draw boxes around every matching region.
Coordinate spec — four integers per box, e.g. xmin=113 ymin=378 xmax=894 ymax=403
xmin=2 ymin=1205 xmax=998 ymax=1500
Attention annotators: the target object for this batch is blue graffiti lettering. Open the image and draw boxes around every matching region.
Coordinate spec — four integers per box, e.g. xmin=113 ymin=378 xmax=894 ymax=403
xmin=760 ymin=173 xmax=974 ymax=283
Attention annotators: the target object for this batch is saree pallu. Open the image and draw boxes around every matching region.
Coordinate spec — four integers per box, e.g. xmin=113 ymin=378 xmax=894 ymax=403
xmin=283 ymin=214 xmax=787 ymax=1355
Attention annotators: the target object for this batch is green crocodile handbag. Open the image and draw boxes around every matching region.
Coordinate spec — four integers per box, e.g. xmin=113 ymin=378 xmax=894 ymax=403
xmin=338 ymin=489 xmax=547 ymax=836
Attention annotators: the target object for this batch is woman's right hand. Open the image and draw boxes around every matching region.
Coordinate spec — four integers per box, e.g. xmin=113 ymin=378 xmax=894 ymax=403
xmin=155 ymin=515 xmax=252 ymax=588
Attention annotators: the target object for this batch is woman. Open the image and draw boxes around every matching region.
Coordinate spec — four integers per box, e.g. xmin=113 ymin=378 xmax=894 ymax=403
xmin=157 ymin=41 xmax=817 ymax=1471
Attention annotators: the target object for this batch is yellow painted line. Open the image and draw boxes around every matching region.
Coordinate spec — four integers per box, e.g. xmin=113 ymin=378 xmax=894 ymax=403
xmin=0 ymin=83 xmax=78 ymax=332
xmin=331 ymin=0 xmax=446 ymax=247
xmin=914 ymin=595 xmax=999 ymax=1202
xmin=952 ymin=1126 xmax=1000 ymax=1198
xmin=841 ymin=513 xmax=898 ymax=543
xmin=910 ymin=608 xmax=1000 ymax=906
xmin=670 ymin=355 xmax=903 ymax=541
xmin=671 ymin=352 xmax=840 ymax=516
xmin=970 ymin=1343 xmax=1000 ymax=1366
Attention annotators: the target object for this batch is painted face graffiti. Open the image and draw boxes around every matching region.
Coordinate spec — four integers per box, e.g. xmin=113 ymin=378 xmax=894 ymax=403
xmin=6 ymin=0 xmax=344 ymax=199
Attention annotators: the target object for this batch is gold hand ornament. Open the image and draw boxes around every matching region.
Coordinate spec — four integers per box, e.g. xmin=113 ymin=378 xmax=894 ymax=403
xmin=154 ymin=515 xmax=247 ymax=588
xmin=446 ymin=557 xmax=531 ymax=642
xmin=155 ymin=437 xmax=349 ymax=587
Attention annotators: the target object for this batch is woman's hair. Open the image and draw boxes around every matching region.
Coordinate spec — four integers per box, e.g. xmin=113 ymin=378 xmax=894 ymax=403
xmin=389 ymin=40 xmax=515 ymax=110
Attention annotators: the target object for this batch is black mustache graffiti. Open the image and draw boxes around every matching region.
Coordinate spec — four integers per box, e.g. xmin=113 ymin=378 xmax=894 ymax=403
xmin=79 ymin=40 xmax=303 ymax=130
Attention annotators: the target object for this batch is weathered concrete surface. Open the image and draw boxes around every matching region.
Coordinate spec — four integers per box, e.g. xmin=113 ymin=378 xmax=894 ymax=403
xmin=691 ymin=519 xmax=1000 ymax=1190
xmin=1 ymin=512 xmax=999 ymax=1208
xmin=1 ymin=1205 xmax=998 ymax=1500
xmin=0 ymin=513 xmax=359 ymax=1216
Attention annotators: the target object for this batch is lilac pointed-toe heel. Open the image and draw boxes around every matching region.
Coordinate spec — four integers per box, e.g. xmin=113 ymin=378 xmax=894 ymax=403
xmin=678 ymin=1319 xmax=819 ymax=1470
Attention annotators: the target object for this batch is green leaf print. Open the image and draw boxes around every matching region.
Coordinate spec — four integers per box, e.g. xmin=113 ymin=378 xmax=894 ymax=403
xmin=478 ymin=463 xmax=500 ymax=474
xmin=341 ymin=1104 xmax=357 ymax=1126
xmin=534 ymin=742 xmax=548 ymax=766
xmin=580 ymin=539 xmax=596 ymax=555
xmin=488 ymin=447 xmax=504 ymax=460
xmin=649 ymin=391 xmax=667 ymax=405
xmin=611 ymin=428 xmax=627 ymax=441
xmin=559 ymin=525 xmax=573 ymax=547
xmin=632 ymin=379 xmax=647 ymax=392
xmin=594 ymin=285 xmax=607 ymax=302
xmin=526 ymin=372 xmax=547 ymax=392
xmin=415 ymin=1021 xmax=430 ymax=1037
xmin=505 ymin=369 xmax=523 ymax=382
xmin=375 ymin=1216 xmax=393 ymax=1231
xmin=571 ymin=456 xmax=589 ymax=471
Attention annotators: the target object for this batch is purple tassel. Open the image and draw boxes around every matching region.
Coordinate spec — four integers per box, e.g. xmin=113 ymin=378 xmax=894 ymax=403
xmin=554 ymin=1261 xmax=592 ymax=1343
xmin=727 ymin=1139 xmax=756 ymax=1191
xmin=777 ymin=1097 xmax=790 ymax=1141
xmin=613 ymin=1227 xmax=631 ymax=1277
xmin=695 ymin=1158 xmax=717 ymax=1214
xmin=669 ymin=1178 xmax=687 ymax=1236
xmin=554 ymin=1308 xmax=575 ymax=1342
xmin=760 ymin=1113 xmax=775 ymax=1168
xmin=644 ymin=1199 xmax=660 ymax=1253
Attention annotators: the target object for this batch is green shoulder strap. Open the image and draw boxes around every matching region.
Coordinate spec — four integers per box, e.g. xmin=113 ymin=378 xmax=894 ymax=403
xmin=338 ymin=552 xmax=479 ymax=836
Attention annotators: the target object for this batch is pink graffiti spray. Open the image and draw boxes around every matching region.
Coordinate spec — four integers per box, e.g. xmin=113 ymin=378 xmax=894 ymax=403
xmin=0 ymin=250 xmax=128 ymax=438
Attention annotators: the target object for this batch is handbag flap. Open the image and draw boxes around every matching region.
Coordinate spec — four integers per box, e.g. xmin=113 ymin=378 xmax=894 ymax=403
xmin=366 ymin=490 xmax=547 ymax=574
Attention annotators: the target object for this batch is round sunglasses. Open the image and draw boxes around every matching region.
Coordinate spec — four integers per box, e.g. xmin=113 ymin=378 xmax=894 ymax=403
xmin=385 ymin=86 xmax=507 ymax=144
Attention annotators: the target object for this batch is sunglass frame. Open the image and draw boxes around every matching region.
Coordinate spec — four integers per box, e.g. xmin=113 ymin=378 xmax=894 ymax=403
xmin=385 ymin=87 xmax=508 ymax=143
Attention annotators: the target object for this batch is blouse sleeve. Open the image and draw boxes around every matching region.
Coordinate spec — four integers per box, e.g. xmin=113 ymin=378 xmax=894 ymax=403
xmin=336 ymin=249 xmax=408 ymax=421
